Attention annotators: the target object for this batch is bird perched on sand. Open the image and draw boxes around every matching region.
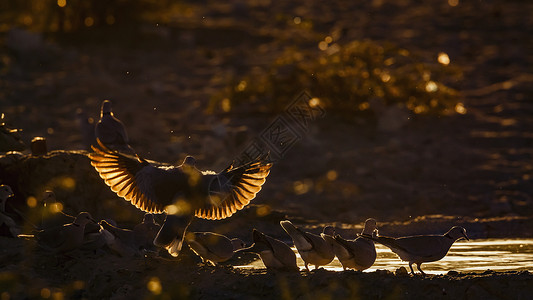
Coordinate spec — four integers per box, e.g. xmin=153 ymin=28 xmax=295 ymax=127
xmin=241 ymin=229 xmax=298 ymax=271
xmin=369 ymin=226 xmax=469 ymax=275
xmin=185 ymin=232 xmax=245 ymax=265
xmin=18 ymin=212 xmax=96 ymax=253
xmin=133 ymin=213 xmax=161 ymax=252
xmin=280 ymin=221 xmax=336 ymax=271
xmin=100 ymin=219 xmax=138 ymax=257
xmin=94 ymin=100 xmax=134 ymax=153
xmin=89 ymin=140 xmax=272 ymax=257
xmin=331 ymin=218 xmax=377 ymax=271
xmin=0 ymin=184 xmax=21 ymax=237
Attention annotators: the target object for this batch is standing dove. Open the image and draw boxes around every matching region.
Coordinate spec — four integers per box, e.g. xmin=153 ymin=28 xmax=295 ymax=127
xmin=100 ymin=219 xmax=138 ymax=257
xmin=94 ymin=100 xmax=134 ymax=153
xmin=89 ymin=140 xmax=272 ymax=257
xmin=241 ymin=229 xmax=298 ymax=271
xmin=185 ymin=232 xmax=245 ymax=265
xmin=280 ymin=220 xmax=335 ymax=271
xmin=133 ymin=213 xmax=161 ymax=252
xmin=331 ymin=218 xmax=377 ymax=271
xmin=369 ymin=226 xmax=469 ymax=275
xmin=0 ymin=184 xmax=21 ymax=237
xmin=18 ymin=212 xmax=96 ymax=254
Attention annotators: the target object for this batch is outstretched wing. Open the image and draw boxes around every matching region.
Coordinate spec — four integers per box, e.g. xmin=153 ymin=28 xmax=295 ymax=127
xmin=89 ymin=140 xmax=187 ymax=213
xmin=195 ymin=158 xmax=272 ymax=220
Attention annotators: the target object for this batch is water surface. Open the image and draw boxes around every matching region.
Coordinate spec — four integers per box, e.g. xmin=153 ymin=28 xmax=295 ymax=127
xmin=237 ymin=239 xmax=533 ymax=274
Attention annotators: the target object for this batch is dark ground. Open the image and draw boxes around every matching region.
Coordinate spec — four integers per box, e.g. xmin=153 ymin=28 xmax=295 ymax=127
xmin=1 ymin=0 xmax=533 ymax=299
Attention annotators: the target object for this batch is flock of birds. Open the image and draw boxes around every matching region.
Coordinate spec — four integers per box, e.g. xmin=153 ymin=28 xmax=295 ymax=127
xmin=0 ymin=100 xmax=469 ymax=275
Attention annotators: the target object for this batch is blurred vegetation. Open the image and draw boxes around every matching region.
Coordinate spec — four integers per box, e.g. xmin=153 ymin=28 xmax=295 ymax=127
xmin=210 ymin=40 xmax=463 ymax=118
xmin=0 ymin=0 xmax=172 ymax=33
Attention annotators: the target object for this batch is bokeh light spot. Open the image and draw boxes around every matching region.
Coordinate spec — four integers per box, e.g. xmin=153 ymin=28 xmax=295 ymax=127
xmin=293 ymin=17 xmax=301 ymax=24
xmin=147 ymin=277 xmax=162 ymax=295
xmin=236 ymin=81 xmax=247 ymax=92
xmin=57 ymin=0 xmax=67 ymax=8
xmin=50 ymin=202 xmax=63 ymax=213
xmin=221 ymin=98 xmax=231 ymax=112
xmin=438 ymin=52 xmax=450 ymax=65
xmin=358 ymin=102 xmax=370 ymax=110
xmin=448 ymin=0 xmax=459 ymax=7
xmin=455 ymin=102 xmax=467 ymax=114
xmin=326 ymin=170 xmax=338 ymax=181
xmin=308 ymin=98 xmax=321 ymax=108
xmin=425 ymin=81 xmax=438 ymax=92
xmin=293 ymin=180 xmax=311 ymax=195
xmin=106 ymin=15 xmax=116 ymax=25
xmin=318 ymin=41 xmax=328 ymax=51
xmin=61 ymin=177 xmax=76 ymax=190
xmin=26 ymin=196 xmax=37 ymax=208
xmin=256 ymin=205 xmax=271 ymax=217
xmin=84 ymin=17 xmax=94 ymax=27
xmin=41 ymin=288 xmax=51 ymax=299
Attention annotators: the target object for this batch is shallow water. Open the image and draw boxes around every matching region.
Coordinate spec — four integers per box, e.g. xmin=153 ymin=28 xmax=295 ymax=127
xmin=237 ymin=239 xmax=533 ymax=274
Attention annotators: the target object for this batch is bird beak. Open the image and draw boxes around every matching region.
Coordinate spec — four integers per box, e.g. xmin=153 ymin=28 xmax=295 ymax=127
xmin=463 ymin=233 xmax=469 ymax=241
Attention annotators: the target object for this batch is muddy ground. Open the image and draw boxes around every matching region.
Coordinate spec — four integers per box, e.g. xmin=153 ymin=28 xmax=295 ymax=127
xmin=1 ymin=0 xmax=533 ymax=299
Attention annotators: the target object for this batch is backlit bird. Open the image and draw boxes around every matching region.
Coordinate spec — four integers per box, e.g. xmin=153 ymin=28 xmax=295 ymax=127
xmin=89 ymin=140 xmax=272 ymax=257
xmin=369 ymin=226 xmax=469 ymax=275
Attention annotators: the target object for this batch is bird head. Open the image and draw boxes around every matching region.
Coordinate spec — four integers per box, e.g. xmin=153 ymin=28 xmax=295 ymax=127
xmin=322 ymin=225 xmax=336 ymax=236
xmin=231 ymin=238 xmax=246 ymax=251
xmin=74 ymin=212 xmax=96 ymax=226
xmin=362 ymin=218 xmax=378 ymax=235
xmin=446 ymin=226 xmax=469 ymax=241
xmin=101 ymin=100 xmax=113 ymax=117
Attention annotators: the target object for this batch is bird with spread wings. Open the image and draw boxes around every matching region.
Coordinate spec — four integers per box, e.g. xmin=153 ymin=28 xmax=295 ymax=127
xmin=89 ymin=139 xmax=272 ymax=256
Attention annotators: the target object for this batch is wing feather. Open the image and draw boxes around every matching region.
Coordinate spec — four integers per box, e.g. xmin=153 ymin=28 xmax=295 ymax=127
xmin=194 ymin=158 xmax=272 ymax=220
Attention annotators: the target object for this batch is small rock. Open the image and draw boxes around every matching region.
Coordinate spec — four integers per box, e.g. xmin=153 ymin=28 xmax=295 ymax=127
xmin=395 ymin=266 xmax=408 ymax=276
xmin=447 ymin=270 xmax=459 ymax=277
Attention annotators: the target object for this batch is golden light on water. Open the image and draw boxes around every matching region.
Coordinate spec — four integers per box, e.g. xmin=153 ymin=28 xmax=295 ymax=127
xmin=438 ymin=52 xmax=450 ymax=65
xmin=26 ymin=196 xmax=37 ymax=208
xmin=236 ymin=239 xmax=533 ymax=274
xmin=147 ymin=277 xmax=162 ymax=295
xmin=455 ymin=102 xmax=467 ymax=114
xmin=57 ymin=0 xmax=66 ymax=8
